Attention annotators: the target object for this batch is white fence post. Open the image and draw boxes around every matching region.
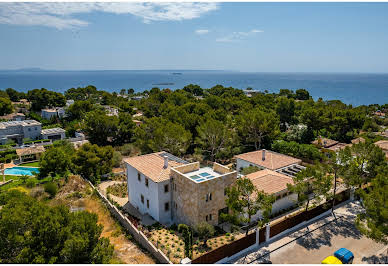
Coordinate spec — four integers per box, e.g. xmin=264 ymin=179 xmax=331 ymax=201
xmin=350 ymin=186 xmax=355 ymax=201
xmin=256 ymin=228 xmax=260 ymax=245
xmin=265 ymin=223 xmax=271 ymax=242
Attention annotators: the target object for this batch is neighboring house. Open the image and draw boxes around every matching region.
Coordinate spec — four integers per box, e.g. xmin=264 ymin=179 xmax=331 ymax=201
xmin=351 ymin=137 xmax=365 ymax=144
xmin=66 ymin=99 xmax=74 ymax=107
xmin=0 ymin=113 xmax=25 ymax=121
xmin=133 ymin=112 xmax=143 ymax=118
xmin=133 ymin=119 xmax=143 ymax=127
xmin=374 ymin=140 xmax=388 ymax=160
xmin=235 ymin=149 xmax=304 ymax=177
xmin=245 ymin=169 xmax=298 ymax=220
xmin=0 ymin=120 xmax=67 ymax=145
xmin=373 ymin=110 xmax=386 ymax=118
xmin=0 ymin=120 xmax=42 ymax=145
xmin=16 ymin=145 xmax=45 ymax=163
xmin=171 ymin=162 xmax=236 ymax=227
xmin=102 ymin=105 xmax=119 ymax=117
xmin=41 ymin=107 xmax=66 ymax=120
xmin=312 ymin=136 xmax=348 ymax=152
xmin=125 ymin=151 xmax=237 ymax=226
xmin=41 ymin=128 xmax=66 ymax=141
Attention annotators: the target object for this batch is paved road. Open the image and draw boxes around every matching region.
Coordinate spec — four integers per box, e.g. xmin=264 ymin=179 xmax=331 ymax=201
xmin=233 ymin=201 xmax=387 ymax=264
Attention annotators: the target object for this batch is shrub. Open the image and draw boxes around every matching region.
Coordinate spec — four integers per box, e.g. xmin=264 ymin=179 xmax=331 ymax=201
xmin=26 ymin=179 xmax=36 ymax=188
xmin=225 ymin=232 xmax=230 ymax=236
xmin=44 ymin=182 xmax=58 ymax=198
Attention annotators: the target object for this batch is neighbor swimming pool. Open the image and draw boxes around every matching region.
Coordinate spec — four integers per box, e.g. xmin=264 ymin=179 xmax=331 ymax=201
xmin=4 ymin=166 xmax=40 ymax=176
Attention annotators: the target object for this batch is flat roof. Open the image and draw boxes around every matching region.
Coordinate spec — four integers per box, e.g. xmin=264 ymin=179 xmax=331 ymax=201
xmin=183 ymin=166 xmax=222 ymax=183
xmin=41 ymin=127 xmax=66 ymax=135
xmin=0 ymin=120 xmax=41 ymax=129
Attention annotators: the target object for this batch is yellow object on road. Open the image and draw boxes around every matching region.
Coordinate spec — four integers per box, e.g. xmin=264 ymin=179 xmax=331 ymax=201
xmin=322 ymin=256 xmax=343 ymax=264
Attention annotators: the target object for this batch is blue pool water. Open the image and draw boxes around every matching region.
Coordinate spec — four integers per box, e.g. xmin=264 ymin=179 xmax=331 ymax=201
xmin=4 ymin=167 xmax=40 ymax=176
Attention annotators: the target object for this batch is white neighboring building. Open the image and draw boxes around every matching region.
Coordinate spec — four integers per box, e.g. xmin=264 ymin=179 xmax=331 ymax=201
xmin=0 ymin=120 xmax=42 ymax=145
xmin=235 ymin=149 xmax=304 ymax=177
xmin=41 ymin=107 xmax=66 ymax=120
xmin=244 ymin=169 xmax=298 ymax=221
xmin=41 ymin=128 xmax=66 ymax=141
xmin=124 ymin=151 xmax=188 ymax=224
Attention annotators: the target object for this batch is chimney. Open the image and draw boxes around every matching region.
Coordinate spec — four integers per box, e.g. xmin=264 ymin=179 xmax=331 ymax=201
xmin=163 ymin=155 xmax=169 ymax=169
xmin=262 ymin=149 xmax=266 ymax=161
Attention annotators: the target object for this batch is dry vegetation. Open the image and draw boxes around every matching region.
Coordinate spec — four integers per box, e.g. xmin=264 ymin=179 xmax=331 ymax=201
xmin=106 ymin=182 xmax=128 ymax=198
xmin=148 ymin=226 xmax=244 ymax=262
xmin=50 ymin=175 xmax=156 ymax=264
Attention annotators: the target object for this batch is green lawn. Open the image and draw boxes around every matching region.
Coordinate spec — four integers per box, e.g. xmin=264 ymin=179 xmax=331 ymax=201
xmin=19 ymin=161 xmax=40 ymax=167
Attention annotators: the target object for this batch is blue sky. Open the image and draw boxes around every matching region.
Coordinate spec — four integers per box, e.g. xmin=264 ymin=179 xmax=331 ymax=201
xmin=0 ymin=2 xmax=388 ymax=72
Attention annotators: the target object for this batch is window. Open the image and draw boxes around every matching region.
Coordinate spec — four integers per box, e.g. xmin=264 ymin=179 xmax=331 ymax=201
xmin=164 ymin=184 xmax=169 ymax=193
xmin=224 ymin=188 xmax=227 ymax=196
xmin=174 ymin=202 xmax=177 ymax=209
xmin=145 ymin=178 xmax=149 ymax=187
xmin=164 ymin=202 xmax=169 ymax=211
xmin=209 ymin=214 xmax=212 ymax=221
xmin=206 ymin=193 xmax=212 ymax=202
xmin=138 ymin=172 xmax=141 ymax=181
xmin=205 ymin=215 xmax=208 ymax=221
xmin=141 ymin=194 xmax=144 ymax=204
xmin=28 ymin=128 xmax=31 ymax=131
xmin=35 ymin=127 xmax=37 ymax=130
xmin=147 ymin=199 xmax=149 ymax=209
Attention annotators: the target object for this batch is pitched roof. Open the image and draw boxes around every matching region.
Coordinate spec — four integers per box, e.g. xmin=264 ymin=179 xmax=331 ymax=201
xmin=235 ymin=150 xmax=301 ymax=170
xmin=16 ymin=146 xmax=45 ymax=157
xmin=326 ymin=142 xmax=350 ymax=152
xmin=245 ymin=169 xmax=294 ymax=195
xmin=312 ymin=137 xmax=339 ymax=148
xmin=375 ymin=140 xmax=388 ymax=151
xmin=351 ymin=137 xmax=365 ymax=144
xmin=124 ymin=151 xmax=185 ymax=183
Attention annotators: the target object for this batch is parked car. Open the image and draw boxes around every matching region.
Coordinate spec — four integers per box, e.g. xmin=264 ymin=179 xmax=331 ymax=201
xmin=334 ymin=248 xmax=354 ymax=264
xmin=322 ymin=256 xmax=343 ymax=264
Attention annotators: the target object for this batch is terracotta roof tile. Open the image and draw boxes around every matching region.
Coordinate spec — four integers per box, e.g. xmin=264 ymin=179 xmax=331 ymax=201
xmin=351 ymin=137 xmax=365 ymax=144
xmin=235 ymin=150 xmax=301 ymax=170
xmin=375 ymin=140 xmax=388 ymax=151
xmin=245 ymin=169 xmax=294 ymax=195
xmin=124 ymin=152 xmax=183 ymax=183
xmin=312 ymin=137 xmax=339 ymax=148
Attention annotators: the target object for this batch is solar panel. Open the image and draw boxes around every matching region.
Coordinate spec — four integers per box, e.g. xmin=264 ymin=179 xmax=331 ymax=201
xmin=159 ymin=152 xmax=188 ymax=164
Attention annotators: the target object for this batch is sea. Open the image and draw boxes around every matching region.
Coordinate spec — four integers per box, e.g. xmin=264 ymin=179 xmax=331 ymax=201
xmin=0 ymin=70 xmax=387 ymax=106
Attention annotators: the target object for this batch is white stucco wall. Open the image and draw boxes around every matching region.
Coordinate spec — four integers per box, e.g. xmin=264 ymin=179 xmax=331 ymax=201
xmin=157 ymin=180 xmax=172 ymax=224
xmin=251 ymin=193 xmax=298 ymax=221
xmin=126 ymin=164 xmax=160 ymax=222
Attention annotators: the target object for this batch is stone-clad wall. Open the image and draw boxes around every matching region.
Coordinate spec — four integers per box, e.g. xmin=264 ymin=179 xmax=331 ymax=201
xmin=171 ymin=168 xmax=237 ymax=227
xmin=213 ymin=162 xmax=231 ymax=174
xmin=173 ymin=162 xmax=199 ymax=174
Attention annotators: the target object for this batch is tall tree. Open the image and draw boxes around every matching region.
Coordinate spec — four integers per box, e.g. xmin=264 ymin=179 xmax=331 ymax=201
xmin=224 ymin=178 xmax=274 ymax=236
xmin=38 ymin=140 xmax=74 ymax=179
xmin=0 ymin=97 xmax=13 ymax=115
xmin=195 ymin=118 xmax=236 ymax=162
xmin=237 ymin=108 xmax=279 ymax=150
xmin=276 ymin=96 xmax=295 ymax=131
xmin=288 ymin=164 xmax=333 ymax=212
xmin=355 ymin=165 xmax=388 ymax=244
xmin=83 ymin=110 xmax=118 ymax=146
xmin=72 ymin=143 xmax=114 ymax=184
xmin=0 ymin=190 xmax=114 ymax=263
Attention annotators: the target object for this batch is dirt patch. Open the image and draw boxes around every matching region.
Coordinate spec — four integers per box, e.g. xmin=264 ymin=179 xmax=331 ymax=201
xmin=51 ymin=175 xmax=156 ymax=264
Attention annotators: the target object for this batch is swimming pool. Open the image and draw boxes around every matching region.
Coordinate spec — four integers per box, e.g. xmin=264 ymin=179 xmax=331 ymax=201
xmin=4 ymin=166 xmax=40 ymax=176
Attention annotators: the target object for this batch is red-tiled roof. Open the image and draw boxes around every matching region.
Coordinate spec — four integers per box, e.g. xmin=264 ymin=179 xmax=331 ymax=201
xmin=245 ymin=169 xmax=294 ymax=195
xmin=235 ymin=150 xmax=301 ymax=170
xmin=124 ymin=152 xmax=183 ymax=183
